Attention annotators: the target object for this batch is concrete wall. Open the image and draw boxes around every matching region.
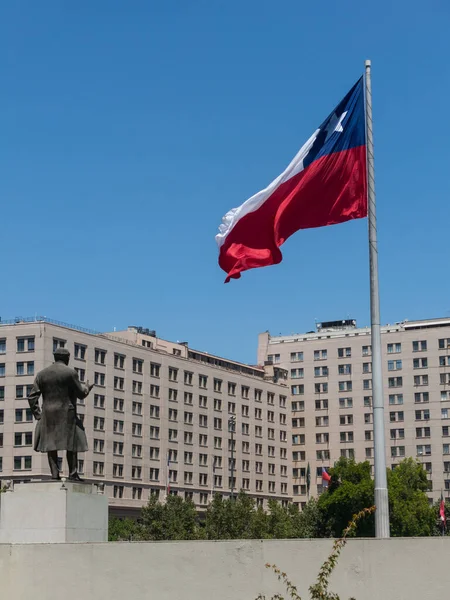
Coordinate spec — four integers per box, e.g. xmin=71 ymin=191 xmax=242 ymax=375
xmin=1 ymin=537 xmax=449 ymax=600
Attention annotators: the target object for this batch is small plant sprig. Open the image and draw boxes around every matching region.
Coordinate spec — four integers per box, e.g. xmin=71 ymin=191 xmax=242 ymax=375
xmin=256 ymin=506 xmax=376 ymax=600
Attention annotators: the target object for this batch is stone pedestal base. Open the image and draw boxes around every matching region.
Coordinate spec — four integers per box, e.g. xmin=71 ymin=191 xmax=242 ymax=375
xmin=0 ymin=481 xmax=108 ymax=543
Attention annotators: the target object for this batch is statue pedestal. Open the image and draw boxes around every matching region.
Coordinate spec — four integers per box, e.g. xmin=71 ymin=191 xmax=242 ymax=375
xmin=0 ymin=481 xmax=108 ymax=543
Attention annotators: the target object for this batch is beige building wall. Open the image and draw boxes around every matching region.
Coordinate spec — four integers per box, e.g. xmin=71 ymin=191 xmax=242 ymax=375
xmin=0 ymin=318 xmax=291 ymax=513
xmin=258 ymin=317 xmax=450 ymax=505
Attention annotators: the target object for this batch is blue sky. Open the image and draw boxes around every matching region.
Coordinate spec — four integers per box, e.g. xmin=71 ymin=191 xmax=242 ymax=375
xmin=1 ymin=1 xmax=449 ymax=364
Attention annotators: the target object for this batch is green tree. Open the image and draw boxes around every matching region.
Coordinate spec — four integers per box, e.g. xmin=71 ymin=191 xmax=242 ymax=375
xmin=290 ymin=498 xmax=321 ymax=538
xmin=267 ymin=499 xmax=294 ymax=539
xmin=204 ymin=492 xmax=270 ymax=539
xmin=317 ymin=458 xmax=375 ymax=537
xmin=140 ymin=494 xmax=200 ymax=540
xmin=388 ymin=457 xmax=435 ymax=537
xmin=108 ymin=517 xmax=143 ymax=541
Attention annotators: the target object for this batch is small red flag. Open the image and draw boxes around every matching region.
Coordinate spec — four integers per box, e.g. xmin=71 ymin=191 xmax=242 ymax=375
xmin=440 ymin=495 xmax=446 ymax=524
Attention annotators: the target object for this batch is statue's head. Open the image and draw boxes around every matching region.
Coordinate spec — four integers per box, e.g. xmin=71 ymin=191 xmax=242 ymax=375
xmin=54 ymin=348 xmax=70 ymax=365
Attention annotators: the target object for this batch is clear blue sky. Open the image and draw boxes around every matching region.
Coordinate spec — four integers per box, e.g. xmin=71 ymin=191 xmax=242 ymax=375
xmin=1 ymin=1 xmax=449 ymax=364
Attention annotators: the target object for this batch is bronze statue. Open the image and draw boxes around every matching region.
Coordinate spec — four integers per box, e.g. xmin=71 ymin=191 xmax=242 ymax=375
xmin=28 ymin=348 xmax=94 ymax=481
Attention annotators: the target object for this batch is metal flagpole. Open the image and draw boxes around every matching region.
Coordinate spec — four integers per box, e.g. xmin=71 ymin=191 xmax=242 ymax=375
xmin=365 ymin=59 xmax=390 ymax=538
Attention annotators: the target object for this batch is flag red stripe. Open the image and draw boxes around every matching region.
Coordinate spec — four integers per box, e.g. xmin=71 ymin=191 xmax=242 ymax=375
xmin=219 ymin=145 xmax=367 ymax=283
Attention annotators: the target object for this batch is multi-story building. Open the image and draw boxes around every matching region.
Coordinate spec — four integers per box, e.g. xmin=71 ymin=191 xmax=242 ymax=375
xmin=0 ymin=317 xmax=290 ymax=515
xmin=258 ymin=317 xmax=450 ymax=506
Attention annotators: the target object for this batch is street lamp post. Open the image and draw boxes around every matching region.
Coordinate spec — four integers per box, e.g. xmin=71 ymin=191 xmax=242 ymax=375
xmin=228 ymin=415 xmax=236 ymax=500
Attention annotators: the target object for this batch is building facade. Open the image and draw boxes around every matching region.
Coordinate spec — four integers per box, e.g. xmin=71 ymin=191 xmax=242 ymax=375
xmin=258 ymin=317 xmax=450 ymax=505
xmin=0 ymin=318 xmax=290 ymax=515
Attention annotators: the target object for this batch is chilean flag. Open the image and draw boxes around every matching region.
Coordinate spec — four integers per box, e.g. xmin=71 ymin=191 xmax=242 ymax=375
xmin=322 ymin=467 xmax=331 ymax=486
xmin=216 ymin=78 xmax=367 ymax=282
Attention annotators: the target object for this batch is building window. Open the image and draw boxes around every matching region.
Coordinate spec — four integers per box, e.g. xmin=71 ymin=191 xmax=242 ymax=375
xmin=314 ymin=350 xmax=327 ymax=360
xmin=94 ymin=394 xmax=105 ymax=409
xmin=387 ymin=343 xmax=402 ymax=354
xmin=132 ymin=466 xmax=142 ymax=480
xmin=363 ymin=362 xmax=372 ymax=374
xmin=241 ymin=386 xmax=249 ymax=399
xmin=388 ymin=377 xmax=403 ymax=388
xmin=363 ymin=379 xmax=372 ymax=390
xmin=338 ymin=347 xmax=352 ymax=358
xmin=184 ymin=432 xmax=193 ymax=444
xmin=74 ymin=344 xmax=87 ymax=360
xmin=0 ymin=339 xmax=6 ymax=354
xmin=94 ymin=416 xmax=105 ymax=431
xmin=150 ymin=426 xmax=160 ymax=440
xmin=338 ymin=381 xmax=352 ymax=392
xmin=94 ymin=372 xmax=105 ymax=387
xmin=132 ymin=423 xmax=142 ymax=437
xmin=184 ymin=371 xmax=193 ymax=385
xmin=17 ymin=337 xmax=35 ymax=352
xmin=290 ymin=352 xmax=303 ymax=362
xmin=113 ymin=463 xmax=123 ymax=477
xmin=416 ymin=445 xmax=431 ymax=456
xmin=416 ymin=427 xmax=431 ymax=438
xmin=314 ymin=366 xmax=329 ymax=377
xmin=14 ymin=432 xmax=33 ymax=447
xmin=0 ymin=386 xmax=4 ymax=401
xmin=132 ymin=487 xmax=143 ymax=500
xmin=13 ymin=456 xmax=32 ymax=470
xmin=95 ymin=349 xmax=106 ymax=365
xmin=339 ymin=414 xmax=354 ymax=425
xmin=292 ymin=385 xmax=305 ymax=395
xmin=413 ymin=340 xmax=427 ymax=352
xmin=132 ymin=380 xmax=142 ymax=395
xmin=168 ymin=367 xmax=178 ymax=382
xmin=15 ymin=408 xmax=33 ymax=423
xmin=149 ymin=447 xmax=160 ymax=460
xmin=114 ymin=442 xmax=124 ymax=455
xmin=169 ymin=388 xmax=178 ymax=402
xmin=414 ymin=358 xmax=428 ymax=369
xmin=213 ymin=378 xmax=222 ymax=393
xmin=150 ymin=404 xmax=161 ymax=419
xmin=388 ymin=360 xmax=402 ymax=371
xmin=184 ymin=411 xmax=193 ymax=425
xmin=414 ymin=375 xmax=429 ymax=386
xmin=291 ymin=368 xmax=304 ymax=379
xmin=199 ymin=375 xmax=208 ymax=389
xmin=390 ymin=428 xmax=405 ymax=440
xmin=339 ymin=397 xmax=353 ymax=409
xmin=0 ymin=364 xmax=5 ymax=378
xmin=113 ymin=485 xmax=124 ymax=498
xmin=390 ymin=411 xmax=404 ymax=422
xmin=150 ymin=385 xmax=160 ymax=398
xmin=150 ymin=363 xmax=161 ymax=378
xmin=16 ymin=361 xmax=34 ymax=376
xmin=114 ymin=354 xmax=125 ymax=369
xmin=16 ymin=384 xmax=33 ymax=399
xmin=362 ymin=345 xmax=372 ymax=356
xmin=267 ymin=354 xmax=280 ymax=364
xmin=113 ymin=419 xmax=124 ymax=433
xmin=389 ymin=394 xmax=403 ymax=405
xmin=414 ymin=392 xmax=429 ymax=403
xmin=114 ymin=377 xmax=124 ymax=391
xmin=391 ymin=446 xmax=405 ymax=458
xmin=114 ymin=398 xmax=124 ymax=412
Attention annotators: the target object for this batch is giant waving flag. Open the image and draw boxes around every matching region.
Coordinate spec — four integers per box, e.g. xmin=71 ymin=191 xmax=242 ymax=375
xmin=216 ymin=78 xmax=367 ymax=282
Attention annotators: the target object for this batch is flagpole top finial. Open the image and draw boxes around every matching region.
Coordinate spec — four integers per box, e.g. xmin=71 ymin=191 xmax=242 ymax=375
xmin=365 ymin=59 xmax=371 ymax=68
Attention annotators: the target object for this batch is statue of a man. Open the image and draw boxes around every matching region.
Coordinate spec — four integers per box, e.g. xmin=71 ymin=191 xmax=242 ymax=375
xmin=28 ymin=348 xmax=94 ymax=481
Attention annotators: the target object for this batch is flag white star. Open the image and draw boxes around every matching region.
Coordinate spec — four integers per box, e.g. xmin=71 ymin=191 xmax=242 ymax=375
xmin=324 ymin=111 xmax=348 ymax=143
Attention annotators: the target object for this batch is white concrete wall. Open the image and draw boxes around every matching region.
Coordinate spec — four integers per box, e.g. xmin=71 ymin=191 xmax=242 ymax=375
xmin=0 ymin=537 xmax=449 ymax=599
